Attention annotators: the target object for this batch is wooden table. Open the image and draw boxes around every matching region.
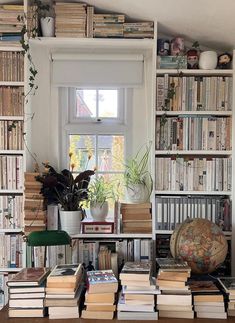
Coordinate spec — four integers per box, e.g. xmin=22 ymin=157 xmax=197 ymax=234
xmin=1 ymin=307 xmax=235 ymax=322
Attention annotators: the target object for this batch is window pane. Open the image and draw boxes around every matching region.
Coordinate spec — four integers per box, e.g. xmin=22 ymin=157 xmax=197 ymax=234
xmin=98 ymin=90 xmax=118 ymax=118
xmin=69 ymin=135 xmax=95 ymax=172
xmin=76 ymin=89 xmax=96 ymax=117
xmin=98 ymin=135 xmax=124 ymax=172
xmin=100 ymin=173 xmax=125 ymax=203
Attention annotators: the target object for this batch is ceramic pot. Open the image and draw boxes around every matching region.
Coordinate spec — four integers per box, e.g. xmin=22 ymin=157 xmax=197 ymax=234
xmin=59 ymin=210 xmax=82 ymax=235
xmin=40 ymin=17 xmax=55 ymax=37
xmin=126 ymin=184 xmax=150 ymax=204
xmin=199 ymin=51 xmax=217 ymax=70
xmin=90 ymin=201 xmax=108 ymax=221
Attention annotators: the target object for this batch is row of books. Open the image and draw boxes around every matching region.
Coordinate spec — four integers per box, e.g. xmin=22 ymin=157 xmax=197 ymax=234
xmin=0 ymin=51 xmax=24 ymax=82
xmin=0 ymin=272 xmax=14 ymax=309
xmin=0 ymin=155 xmax=23 ymax=190
xmin=0 ymin=86 xmax=24 ymax=116
xmin=54 ymin=2 xmax=154 ymax=39
xmin=156 ymin=116 xmax=231 ymax=151
xmin=155 ymin=157 xmax=232 ymax=191
xmin=0 ymin=233 xmax=23 ymax=268
xmin=72 ymin=238 xmax=153 ymax=272
xmin=0 ymin=120 xmax=23 ymax=150
xmin=0 ymin=195 xmax=23 ymax=229
xmin=156 ymin=75 xmax=232 ymax=111
xmin=155 ymin=196 xmax=231 ymax=231
xmin=0 ymin=4 xmax=23 ymax=38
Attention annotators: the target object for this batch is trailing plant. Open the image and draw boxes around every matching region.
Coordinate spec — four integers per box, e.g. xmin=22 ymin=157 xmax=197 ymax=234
xmin=88 ymin=176 xmax=116 ymax=206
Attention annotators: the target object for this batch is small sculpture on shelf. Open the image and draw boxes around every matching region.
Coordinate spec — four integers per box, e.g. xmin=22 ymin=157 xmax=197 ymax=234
xmin=217 ymin=52 xmax=232 ymax=69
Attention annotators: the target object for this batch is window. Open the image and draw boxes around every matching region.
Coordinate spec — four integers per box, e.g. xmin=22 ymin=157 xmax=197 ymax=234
xmin=60 ymin=87 xmax=132 ymax=204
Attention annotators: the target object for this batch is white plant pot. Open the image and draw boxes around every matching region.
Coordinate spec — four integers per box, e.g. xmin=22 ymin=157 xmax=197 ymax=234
xmin=126 ymin=184 xmax=150 ymax=204
xmin=59 ymin=210 xmax=82 ymax=235
xmin=40 ymin=17 xmax=55 ymax=37
xmin=199 ymin=51 xmax=217 ymax=70
xmin=90 ymin=201 xmax=109 ymax=221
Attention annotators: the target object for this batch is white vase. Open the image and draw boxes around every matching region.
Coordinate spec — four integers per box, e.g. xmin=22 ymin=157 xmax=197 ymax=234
xmin=40 ymin=17 xmax=55 ymax=37
xmin=90 ymin=201 xmax=109 ymax=221
xmin=126 ymin=184 xmax=150 ymax=204
xmin=59 ymin=210 xmax=82 ymax=235
xmin=199 ymin=51 xmax=217 ymax=70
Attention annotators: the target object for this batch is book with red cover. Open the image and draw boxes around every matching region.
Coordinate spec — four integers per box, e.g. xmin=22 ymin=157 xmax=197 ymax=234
xmin=81 ymin=222 xmax=114 ymax=234
xmin=7 ymin=267 xmax=50 ymax=287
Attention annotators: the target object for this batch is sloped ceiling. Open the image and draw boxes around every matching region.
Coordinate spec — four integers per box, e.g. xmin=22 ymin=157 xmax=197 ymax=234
xmin=84 ymin=0 xmax=234 ymax=52
xmin=1 ymin=0 xmax=234 ymax=51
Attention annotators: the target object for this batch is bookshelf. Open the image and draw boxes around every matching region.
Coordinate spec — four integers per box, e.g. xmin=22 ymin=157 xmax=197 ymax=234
xmin=155 ymin=61 xmax=235 ymax=274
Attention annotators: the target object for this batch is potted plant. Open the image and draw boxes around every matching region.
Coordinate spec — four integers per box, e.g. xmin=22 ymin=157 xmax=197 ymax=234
xmin=87 ymin=176 xmax=116 ymax=221
xmin=34 ymin=0 xmax=55 ymax=37
xmin=36 ymin=163 xmax=95 ymax=235
xmin=124 ymin=143 xmax=153 ymax=203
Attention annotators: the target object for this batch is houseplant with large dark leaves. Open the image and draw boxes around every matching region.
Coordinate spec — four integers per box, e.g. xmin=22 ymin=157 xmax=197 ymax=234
xmin=36 ymin=163 xmax=95 ymax=235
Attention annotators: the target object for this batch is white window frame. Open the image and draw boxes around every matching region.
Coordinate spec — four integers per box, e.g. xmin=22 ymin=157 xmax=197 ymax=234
xmin=59 ymin=87 xmax=133 ymax=170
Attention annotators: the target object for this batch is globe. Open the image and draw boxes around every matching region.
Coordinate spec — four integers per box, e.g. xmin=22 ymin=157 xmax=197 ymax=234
xmin=170 ymin=218 xmax=228 ymax=274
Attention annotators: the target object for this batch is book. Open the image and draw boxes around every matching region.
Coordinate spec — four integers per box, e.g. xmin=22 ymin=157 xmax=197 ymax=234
xmin=85 ymin=292 xmax=115 ymax=303
xmin=9 ymin=286 xmax=45 ymax=293
xmin=156 ymin=258 xmax=191 ymax=272
xmin=9 ymin=292 xmax=45 ymax=299
xmin=117 ymin=311 xmax=158 ymax=320
xmin=188 ymin=280 xmax=220 ymax=293
xmin=9 ymin=298 xmax=44 ymax=308
xmin=218 ymin=277 xmax=235 ymax=293
xmin=159 ymin=310 xmax=194 ymax=319
xmin=87 ymin=270 xmax=118 ymax=294
xmin=8 ymin=308 xmax=44 ymax=318
xmin=119 ymin=261 xmax=152 ymax=281
xmin=81 ymin=310 xmax=114 ymax=319
xmin=45 ymin=285 xmax=83 ymax=307
xmin=47 ymin=264 xmax=82 ymax=284
xmin=7 ymin=268 xmax=50 ymax=287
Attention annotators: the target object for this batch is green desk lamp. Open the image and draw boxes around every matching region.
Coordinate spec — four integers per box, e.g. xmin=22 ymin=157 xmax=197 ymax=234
xmin=26 ymin=230 xmax=71 ymax=267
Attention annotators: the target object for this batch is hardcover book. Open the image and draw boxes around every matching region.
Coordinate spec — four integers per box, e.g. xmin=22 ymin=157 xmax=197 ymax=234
xmin=218 ymin=277 xmax=235 ymax=292
xmin=120 ymin=261 xmax=152 ymax=281
xmin=156 ymin=258 xmax=191 ymax=272
xmin=47 ymin=264 xmax=82 ymax=283
xmin=7 ymin=268 xmax=50 ymax=287
xmin=188 ymin=280 xmax=220 ymax=293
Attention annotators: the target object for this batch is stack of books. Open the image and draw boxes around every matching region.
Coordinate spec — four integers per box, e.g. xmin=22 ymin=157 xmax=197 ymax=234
xmin=0 ymin=4 xmax=23 ymax=45
xmin=156 ymin=258 xmax=194 ymax=319
xmin=190 ymin=279 xmax=226 ymax=319
xmin=218 ymin=277 xmax=235 ymax=317
xmin=123 ymin=22 xmax=154 ymax=38
xmin=24 ymin=172 xmax=46 ymax=234
xmin=55 ymin=2 xmax=87 ymax=38
xmin=121 ymin=202 xmax=152 ymax=233
xmin=93 ymin=14 xmax=124 ymax=38
xmin=117 ymin=261 xmax=159 ymax=320
xmin=45 ymin=264 xmax=84 ymax=319
xmin=82 ymin=270 xmax=118 ymax=319
xmin=7 ymin=267 xmax=49 ymax=317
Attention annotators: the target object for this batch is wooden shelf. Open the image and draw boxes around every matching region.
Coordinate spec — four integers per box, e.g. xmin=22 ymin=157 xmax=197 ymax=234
xmin=156 ymin=69 xmax=233 ymax=75
xmin=155 ymin=150 xmax=232 ymax=156
xmin=0 ymin=267 xmax=22 ymax=272
xmin=155 ymin=111 xmax=232 ymax=116
xmin=71 ymin=233 xmax=153 ymax=239
xmin=0 ymin=229 xmax=23 ymax=233
xmin=155 ymin=190 xmax=231 ymax=195
xmin=0 ymin=190 xmax=23 ymax=194
xmin=0 ymin=150 xmax=24 ymax=155
xmin=0 ymin=116 xmax=24 ymax=121
xmin=0 ymin=81 xmax=24 ymax=86
xmin=0 ymin=46 xmax=23 ymax=52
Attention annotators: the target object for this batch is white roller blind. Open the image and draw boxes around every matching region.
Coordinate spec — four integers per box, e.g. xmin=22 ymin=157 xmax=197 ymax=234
xmin=51 ymin=53 xmax=144 ymax=87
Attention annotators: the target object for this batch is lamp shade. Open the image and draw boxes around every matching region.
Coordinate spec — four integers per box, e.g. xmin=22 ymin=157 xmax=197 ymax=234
xmin=27 ymin=230 xmax=71 ymax=247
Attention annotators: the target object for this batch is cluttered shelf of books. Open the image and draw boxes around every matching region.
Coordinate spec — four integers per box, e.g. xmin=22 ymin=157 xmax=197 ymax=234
xmin=2 ymin=259 xmax=235 ymax=319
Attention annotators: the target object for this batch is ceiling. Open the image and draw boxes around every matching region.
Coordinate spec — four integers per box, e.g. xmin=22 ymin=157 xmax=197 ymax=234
xmin=1 ymin=0 xmax=234 ymax=52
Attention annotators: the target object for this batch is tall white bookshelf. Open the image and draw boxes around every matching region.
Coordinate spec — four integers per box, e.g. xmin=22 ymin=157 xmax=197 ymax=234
xmin=155 ymin=63 xmax=235 ymax=274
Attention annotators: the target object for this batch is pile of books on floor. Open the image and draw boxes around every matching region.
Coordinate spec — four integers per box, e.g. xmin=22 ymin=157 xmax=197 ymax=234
xmin=156 ymin=258 xmax=194 ymax=319
xmin=7 ymin=267 xmax=49 ymax=317
xmin=218 ymin=277 xmax=235 ymax=317
xmin=0 ymin=4 xmax=23 ymax=44
xmin=190 ymin=279 xmax=226 ymax=319
xmin=24 ymin=172 xmax=46 ymax=234
xmin=45 ymin=264 xmax=84 ymax=319
xmin=117 ymin=261 xmax=159 ymax=320
xmin=121 ymin=202 xmax=152 ymax=233
xmin=82 ymin=269 xmax=118 ymax=319
xmin=123 ymin=22 xmax=154 ymax=38
xmin=93 ymin=14 xmax=124 ymax=38
xmin=55 ymin=2 xmax=87 ymax=38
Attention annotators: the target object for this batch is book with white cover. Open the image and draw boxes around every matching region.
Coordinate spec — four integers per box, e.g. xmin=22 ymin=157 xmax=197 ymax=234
xmin=117 ymin=293 xmax=154 ymax=312
xmin=117 ymin=311 xmax=158 ymax=320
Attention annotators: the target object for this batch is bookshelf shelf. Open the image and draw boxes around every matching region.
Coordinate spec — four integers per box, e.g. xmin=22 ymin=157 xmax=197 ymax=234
xmin=0 ymin=150 xmax=24 ymax=155
xmin=156 ymin=69 xmax=233 ymax=76
xmin=0 ymin=46 xmax=22 ymax=52
xmin=155 ymin=150 xmax=232 ymax=156
xmin=0 ymin=229 xmax=23 ymax=233
xmin=155 ymin=111 xmax=232 ymax=116
xmin=0 ymin=116 xmax=24 ymax=121
xmin=0 ymin=81 xmax=24 ymax=86
xmin=155 ymin=190 xmax=231 ymax=195
xmin=0 ymin=268 xmax=22 ymax=272
xmin=71 ymin=233 xmax=153 ymax=239
xmin=155 ymin=230 xmax=232 ymax=236
xmin=0 ymin=190 xmax=24 ymax=194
